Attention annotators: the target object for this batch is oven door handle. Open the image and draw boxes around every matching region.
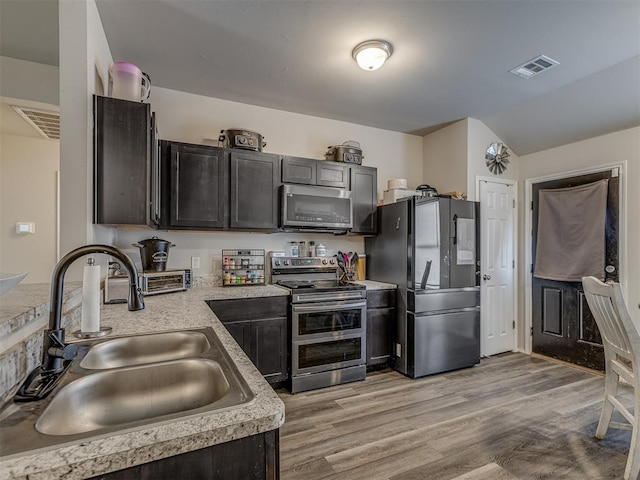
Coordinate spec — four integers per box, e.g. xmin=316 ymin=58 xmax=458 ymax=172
xmin=292 ymin=300 xmax=366 ymax=312
xmin=292 ymin=291 xmax=366 ymax=304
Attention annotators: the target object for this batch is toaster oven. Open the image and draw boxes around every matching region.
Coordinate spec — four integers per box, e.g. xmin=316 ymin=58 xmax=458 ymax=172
xmin=104 ymin=269 xmax=192 ymax=304
xmin=139 ymin=269 xmax=192 ymax=295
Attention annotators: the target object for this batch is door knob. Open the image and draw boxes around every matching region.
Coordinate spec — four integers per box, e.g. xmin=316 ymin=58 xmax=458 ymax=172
xmin=483 ymin=274 xmax=491 ymax=281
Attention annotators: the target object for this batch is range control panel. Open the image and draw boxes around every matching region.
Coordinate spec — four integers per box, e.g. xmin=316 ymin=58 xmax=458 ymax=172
xmin=271 ymin=256 xmax=337 ymax=269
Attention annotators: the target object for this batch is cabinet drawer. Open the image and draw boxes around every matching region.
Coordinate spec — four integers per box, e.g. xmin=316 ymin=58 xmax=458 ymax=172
xmin=282 ymin=156 xmax=317 ymax=185
xmin=367 ymin=289 xmax=396 ymax=309
xmin=409 ymin=288 xmax=479 ymax=313
xmin=207 ymin=296 xmax=288 ymax=322
xmin=318 ymin=162 xmax=349 ymax=188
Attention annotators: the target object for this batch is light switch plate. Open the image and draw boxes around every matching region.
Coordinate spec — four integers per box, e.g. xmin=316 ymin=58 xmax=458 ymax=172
xmin=191 ymin=256 xmax=200 ymax=269
xmin=16 ymin=222 xmax=35 ymax=234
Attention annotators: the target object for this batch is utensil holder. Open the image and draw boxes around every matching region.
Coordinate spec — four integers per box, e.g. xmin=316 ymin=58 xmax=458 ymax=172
xmin=340 ymin=272 xmax=355 ymax=282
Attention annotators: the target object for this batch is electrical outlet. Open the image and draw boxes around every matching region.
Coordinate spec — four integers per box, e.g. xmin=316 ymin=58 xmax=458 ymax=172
xmin=191 ymin=256 xmax=200 ymax=269
xmin=395 ymin=343 xmax=402 ymax=358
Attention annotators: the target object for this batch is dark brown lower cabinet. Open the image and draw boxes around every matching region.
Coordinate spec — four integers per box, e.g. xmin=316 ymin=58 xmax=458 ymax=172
xmin=366 ymin=289 xmax=396 ymax=370
xmin=89 ymin=429 xmax=279 ymax=480
xmin=207 ymin=297 xmax=289 ymax=385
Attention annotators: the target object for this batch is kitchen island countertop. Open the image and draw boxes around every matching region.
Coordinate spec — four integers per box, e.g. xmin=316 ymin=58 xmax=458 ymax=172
xmin=0 ymin=285 xmax=289 ymax=480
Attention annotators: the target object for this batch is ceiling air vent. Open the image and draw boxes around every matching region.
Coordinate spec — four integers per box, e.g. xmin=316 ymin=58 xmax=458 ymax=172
xmin=509 ymin=55 xmax=559 ymax=79
xmin=11 ymin=106 xmax=60 ymax=139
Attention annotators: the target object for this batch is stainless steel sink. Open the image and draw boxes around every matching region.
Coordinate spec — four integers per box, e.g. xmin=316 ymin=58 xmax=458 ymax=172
xmin=37 ymin=358 xmax=230 ymax=435
xmin=80 ymin=331 xmax=211 ymax=369
xmin=0 ymin=327 xmax=255 ymax=456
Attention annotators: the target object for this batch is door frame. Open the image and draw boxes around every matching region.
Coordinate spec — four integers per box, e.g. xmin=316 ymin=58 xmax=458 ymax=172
xmin=475 ymin=176 xmax=518 ymax=354
xmin=523 ymin=161 xmax=627 ymax=354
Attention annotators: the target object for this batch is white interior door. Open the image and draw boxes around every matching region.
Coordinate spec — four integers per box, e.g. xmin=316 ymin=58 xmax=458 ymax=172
xmin=479 ymin=180 xmax=515 ymax=356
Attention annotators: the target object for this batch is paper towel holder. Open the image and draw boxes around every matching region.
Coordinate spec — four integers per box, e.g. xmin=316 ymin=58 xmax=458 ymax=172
xmin=73 ymin=257 xmax=112 ymax=339
xmin=73 ymin=326 xmax=112 ymax=339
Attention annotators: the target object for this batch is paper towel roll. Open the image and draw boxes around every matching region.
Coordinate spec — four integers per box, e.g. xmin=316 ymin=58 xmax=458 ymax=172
xmin=81 ymin=259 xmax=101 ymax=333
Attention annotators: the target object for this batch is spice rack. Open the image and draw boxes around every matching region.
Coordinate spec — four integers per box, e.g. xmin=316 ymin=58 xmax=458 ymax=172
xmin=222 ymin=249 xmax=265 ymax=286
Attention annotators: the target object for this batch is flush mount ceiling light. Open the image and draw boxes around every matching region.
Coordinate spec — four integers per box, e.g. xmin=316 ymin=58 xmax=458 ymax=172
xmin=352 ymin=40 xmax=393 ymax=71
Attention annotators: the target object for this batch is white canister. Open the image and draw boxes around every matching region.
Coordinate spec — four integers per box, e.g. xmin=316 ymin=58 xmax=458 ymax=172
xmin=387 ymin=178 xmax=408 ymax=190
xmin=109 ymin=62 xmax=150 ymax=102
xmin=316 ymin=243 xmax=327 ymax=256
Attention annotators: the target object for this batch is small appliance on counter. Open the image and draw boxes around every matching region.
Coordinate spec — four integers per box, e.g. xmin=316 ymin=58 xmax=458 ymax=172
xmin=222 ymin=249 xmax=266 ymax=286
xmin=104 ymin=261 xmax=129 ymax=304
xmin=218 ymin=128 xmax=266 ymax=152
xmin=133 ymin=237 xmax=175 ymax=272
xmin=139 ymin=269 xmax=192 ymax=296
xmin=105 ymin=264 xmax=191 ymax=301
xmin=325 ymin=140 xmax=363 ymax=164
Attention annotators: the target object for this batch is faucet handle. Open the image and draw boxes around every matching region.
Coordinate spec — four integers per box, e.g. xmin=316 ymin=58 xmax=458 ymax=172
xmin=48 ymin=344 xmax=78 ymax=361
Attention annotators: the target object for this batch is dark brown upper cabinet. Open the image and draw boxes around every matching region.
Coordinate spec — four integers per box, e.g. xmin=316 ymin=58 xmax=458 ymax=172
xmin=282 ymin=156 xmax=349 ymax=189
xmin=94 ymin=95 xmax=158 ymax=227
xmin=350 ymin=165 xmax=378 ymax=235
xmin=164 ymin=142 xmax=229 ymax=230
xmin=229 ymin=151 xmax=280 ymax=231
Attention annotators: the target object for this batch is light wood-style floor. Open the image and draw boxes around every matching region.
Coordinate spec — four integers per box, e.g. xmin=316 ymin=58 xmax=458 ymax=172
xmin=278 ymin=353 xmax=632 ymax=479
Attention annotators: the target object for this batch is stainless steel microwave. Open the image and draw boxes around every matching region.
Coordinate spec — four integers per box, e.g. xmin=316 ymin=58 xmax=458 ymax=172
xmin=280 ymin=184 xmax=353 ymax=231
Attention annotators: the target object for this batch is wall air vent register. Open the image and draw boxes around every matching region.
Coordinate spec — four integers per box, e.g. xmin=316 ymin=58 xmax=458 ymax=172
xmin=11 ymin=106 xmax=60 ymax=140
xmin=509 ymin=55 xmax=560 ymax=79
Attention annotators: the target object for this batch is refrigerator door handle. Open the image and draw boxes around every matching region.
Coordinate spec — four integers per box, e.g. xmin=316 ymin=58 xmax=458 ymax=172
xmin=396 ymin=216 xmax=401 ymax=230
xmin=452 ymin=214 xmax=458 ymax=244
xmin=420 ymin=260 xmax=432 ymax=290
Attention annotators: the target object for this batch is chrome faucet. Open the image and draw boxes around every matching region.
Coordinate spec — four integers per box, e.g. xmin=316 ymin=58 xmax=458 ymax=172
xmin=15 ymin=244 xmax=144 ymax=401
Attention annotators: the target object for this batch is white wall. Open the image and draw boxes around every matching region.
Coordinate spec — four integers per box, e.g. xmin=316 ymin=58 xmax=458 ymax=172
xmin=0 ymin=134 xmax=59 ymax=282
xmin=422 ymin=119 xmax=468 ymax=196
xmin=0 ymin=57 xmax=59 ymax=106
xmin=421 ymin=117 xmax=520 ymax=200
xmin=519 ymin=126 xmax=640 ymax=322
xmin=153 ymin=87 xmax=423 ymax=199
xmin=114 ymin=229 xmax=364 ymax=283
xmin=58 ymin=0 xmax=112 ymax=278
xmin=466 ymin=117 xmax=519 ymax=201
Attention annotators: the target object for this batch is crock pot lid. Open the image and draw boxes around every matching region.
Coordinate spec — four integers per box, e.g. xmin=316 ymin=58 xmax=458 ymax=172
xmin=138 ymin=236 xmax=171 ymax=245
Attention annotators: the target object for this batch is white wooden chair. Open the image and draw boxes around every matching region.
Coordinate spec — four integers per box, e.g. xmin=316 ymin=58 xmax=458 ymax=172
xmin=582 ymin=276 xmax=640 ymax=480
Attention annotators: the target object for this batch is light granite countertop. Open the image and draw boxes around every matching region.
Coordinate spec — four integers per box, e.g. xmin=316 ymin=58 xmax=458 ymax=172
xmin=0 ymin=283 xmax=82 ymax=344
xmin=0 ymin=280 xmax=395 ymax=479
xmin=0 ymin=285 xmax=289 ymax=480
xmin=352 ymin=279 xmax=397 ymax=290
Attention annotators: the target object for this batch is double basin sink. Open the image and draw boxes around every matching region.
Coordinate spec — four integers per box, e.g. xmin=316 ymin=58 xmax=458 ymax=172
xmin=1 ymin=328 xmax=255 ymax=456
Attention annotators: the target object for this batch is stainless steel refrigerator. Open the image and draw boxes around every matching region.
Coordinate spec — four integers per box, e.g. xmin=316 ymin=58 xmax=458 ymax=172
xmin=365 ymin=196 xmax=480 ymax=378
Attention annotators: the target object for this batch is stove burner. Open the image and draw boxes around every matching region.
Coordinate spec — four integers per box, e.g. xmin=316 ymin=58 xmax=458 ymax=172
xmin=277 ymin=280 xmax=316 ymax=289
xmin=275 ymin=279 xmax=364 ymax=292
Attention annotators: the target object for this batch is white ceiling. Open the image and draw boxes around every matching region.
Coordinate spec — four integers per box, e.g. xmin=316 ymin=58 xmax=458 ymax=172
xmin=2 ymin=0 xmax=639 ymax=155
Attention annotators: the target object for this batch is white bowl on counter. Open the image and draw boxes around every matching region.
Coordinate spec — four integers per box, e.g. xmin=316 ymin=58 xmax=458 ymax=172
xmin=0 ymin=272 xmax=28 ymax=295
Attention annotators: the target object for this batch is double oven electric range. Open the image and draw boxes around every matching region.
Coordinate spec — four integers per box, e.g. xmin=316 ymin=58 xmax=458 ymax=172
xmin=271 ymin=256 xmax=367 ymax=394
